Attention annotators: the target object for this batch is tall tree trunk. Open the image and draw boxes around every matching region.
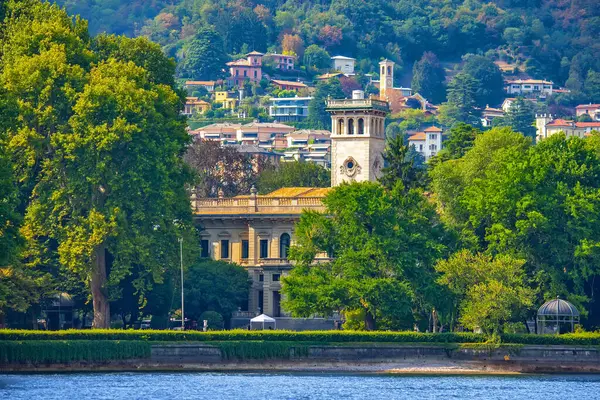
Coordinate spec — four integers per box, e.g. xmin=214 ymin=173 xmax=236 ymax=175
xmin=91 ymin=244 xmax=110 ymax=328
xmin=432 ymin=308 xmax=439 ymax=333
xmin=365 ymin=311 xmax=376 ymax=331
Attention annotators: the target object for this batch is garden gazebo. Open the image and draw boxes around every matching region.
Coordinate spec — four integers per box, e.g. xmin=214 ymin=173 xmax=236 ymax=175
xmin=536 ymin=297 xmax=580 ymax=334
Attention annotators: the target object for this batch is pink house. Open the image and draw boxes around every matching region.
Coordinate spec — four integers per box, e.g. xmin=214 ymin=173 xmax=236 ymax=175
xmin=227 ymin=51 xmax=263 ymax=87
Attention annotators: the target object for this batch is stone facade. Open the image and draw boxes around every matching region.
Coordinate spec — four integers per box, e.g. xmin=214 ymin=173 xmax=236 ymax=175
xmin=326 ymin=96 xmax=388 ymax=186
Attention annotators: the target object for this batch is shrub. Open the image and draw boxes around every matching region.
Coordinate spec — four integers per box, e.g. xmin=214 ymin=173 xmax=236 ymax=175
xmin=199 ymin=311 xmax=224 ymax=330
xmin=216 ymin=341 xmax=309 ymax=360
xmin=0 ymin=340 xmax=151 ymax=364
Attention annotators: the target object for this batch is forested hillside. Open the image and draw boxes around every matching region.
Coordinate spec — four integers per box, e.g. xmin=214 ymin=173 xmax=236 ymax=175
xmin=55 ymin=0 xmax=599 ymax=90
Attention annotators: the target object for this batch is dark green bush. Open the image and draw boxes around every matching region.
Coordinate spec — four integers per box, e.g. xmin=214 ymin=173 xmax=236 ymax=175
xmin=0 ymin=340 xmax=151 ymax=364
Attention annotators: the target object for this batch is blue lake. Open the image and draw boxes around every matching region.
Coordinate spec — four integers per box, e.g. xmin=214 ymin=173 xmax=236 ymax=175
xmin=1 ymin=372 xmax=600 ymax=399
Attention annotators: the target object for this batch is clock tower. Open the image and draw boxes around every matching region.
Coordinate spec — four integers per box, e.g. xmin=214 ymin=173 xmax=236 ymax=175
xmin=326 ymin=91 xmax=389 ymax=186
xmin=379 ymin=59 xmax=394 ymax=99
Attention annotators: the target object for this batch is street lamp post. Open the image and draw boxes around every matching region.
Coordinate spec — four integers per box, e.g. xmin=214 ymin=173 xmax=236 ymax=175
xmin=179 ymin=237 xmax=185 ymax=331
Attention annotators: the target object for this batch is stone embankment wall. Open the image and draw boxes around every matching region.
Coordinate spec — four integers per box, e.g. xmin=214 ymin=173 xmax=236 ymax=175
xmin=150 ymin=344 xmax=600 ymax=373
xmin=3 ymin=344 xmax=600 ymax=373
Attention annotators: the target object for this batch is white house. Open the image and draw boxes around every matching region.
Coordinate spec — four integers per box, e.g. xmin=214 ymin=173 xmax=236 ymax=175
xmin=408 ymin=126 xmax=444 ymax=160
xmin=331 ymin=56 xmax=355 ymax=75
xmin=505 ymin=79 xmax=553 ymax=96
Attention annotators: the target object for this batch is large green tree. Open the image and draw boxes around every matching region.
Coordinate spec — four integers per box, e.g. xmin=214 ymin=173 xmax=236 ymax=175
xmin=436 ymin=250 xmax=535 ymax=334
xmin=462 ymin=54 xmax=505 ymax=107
xmin=2 ymin=0 xmax=194 ymax=328
xmin=441 ymin=73 xmax=481 ymax=126
xmin=379 ymin=133 xmax=425 ymax=191
xmin=411 ymin=52 xmax=446 ymax=104
xmin=178 ymin=27 xmax=228 ymax=80
xmin=283 ymin=182 xmax=449 ymax=330
xmin=504 ymin=97 xmax=536 ymax=139
xmin=431 ymin=129 xmax=600 ymax=328
xmin=184 ymin=259 xmax=250 ymax=323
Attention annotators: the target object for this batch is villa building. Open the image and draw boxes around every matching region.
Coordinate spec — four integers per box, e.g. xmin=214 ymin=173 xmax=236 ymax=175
xmin=227 ymin=51 xmax=264 ymax=87
xmin=265 ymin=53 xmax=296 ymax=70
xmin=505 ymin=79 xmax=553 ymax=96
xmin=183 ymin=97 xmax=211 ymax=116
xmin=190 ymin=122 xmax=296 ymax=146
xmin=269 ymin=96 xmax=312 ymax=122
xmin=185 ymin=80 xmax=218 ymax=93
xmin=193 ymin=94 xmax=388 ymax=329
xmin=576 ymin=104 xmax=600 ymax=121
xmin=214 ymin=91 xmax=238 ymax=110
xmin=536 ymin=114 xmax=600 ymax=141
xmin=330 ymin=56 xmax=356 ymax=75
xmin=407 ymin=126 xmax=445 ymax=160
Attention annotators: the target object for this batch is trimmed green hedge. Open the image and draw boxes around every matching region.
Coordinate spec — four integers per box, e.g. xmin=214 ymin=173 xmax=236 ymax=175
xmin=0 ymin=329 xmax=486 ymax=343
xmin=0 ymin=330 xmax=599 ymax=346
xmin=216 ymin=341 xmax=310 ymax=360
xmin=0 ymin=340 xmax=151 ymax=364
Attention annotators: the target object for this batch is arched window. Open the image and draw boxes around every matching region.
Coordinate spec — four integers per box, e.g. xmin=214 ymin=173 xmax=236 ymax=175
xmin=338 ymin=118 xmax=344 ymax=135
xmin=348 ymin=119 xmax=355 ymax=135
xmin=381 ymin=66 xmax=385 ymax=75
xmin=387 ymin=66 xmax=391 ymax=75
xmin=358 ymin=118 xmax=364 ymax=134
xmin=280 ymin=233 xmax=291 ymax=259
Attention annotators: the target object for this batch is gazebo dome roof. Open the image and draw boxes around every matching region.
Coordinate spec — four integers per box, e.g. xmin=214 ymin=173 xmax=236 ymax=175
xmin=537 ymin=298 xmax=580 ymax=317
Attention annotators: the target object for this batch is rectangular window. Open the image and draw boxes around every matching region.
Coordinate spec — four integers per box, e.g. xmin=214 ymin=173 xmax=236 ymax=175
xmin=260 ymin=239 xmax=269 ymax=259
xmin=254 ymin=70 xmax=257 ymax=78
xmin=241 ymin=240 xmax=249 ymax=259
xmin=273 ymin=274 xmax=281 ymax=282
xmin=243 ymin=70 xmax=247 ymax=77
xmin=259 ymin=274 xmax=264 ymax=282
xmin=220 ymin=239 xmax=229 ymax=259
xmin=258 ymin=290 xmax=264 ymax=313
xmin=201 ymin=240 xmax=209 ymax=258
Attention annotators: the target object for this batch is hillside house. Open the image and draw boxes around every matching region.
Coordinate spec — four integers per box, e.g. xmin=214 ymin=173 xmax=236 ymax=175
xmin=183 ymin=97 xmax=211 ymax=116
xmin=407 ymin=126 xmax=445 ymax=160
xmin=536 ymin=114 xmax=600 ymax=141
xmin=269 ymin=96 xmax=312 ymax=122
xmin=331 ymin=56 xmax=355 ymax=75
xmin=576 ymin=104 xmax=600 ymax=121
xmin=227 ymin=51 xmax=263 ymax=86
xmin=505 ymin=79 xmax=553 ymax=96
xmin=265 ymin=54 xmax=296 ymax=70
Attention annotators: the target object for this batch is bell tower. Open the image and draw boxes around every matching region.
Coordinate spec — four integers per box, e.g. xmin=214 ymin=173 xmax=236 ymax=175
xmin=326 ymin=91 xmax=389 ymax=186
xmin=379 ymin=59 xmax=394 ymax=99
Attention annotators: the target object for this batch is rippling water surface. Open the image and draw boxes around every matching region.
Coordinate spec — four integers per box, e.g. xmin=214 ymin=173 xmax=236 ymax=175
xmin=1 ymin=372 xmax=599 ymax=400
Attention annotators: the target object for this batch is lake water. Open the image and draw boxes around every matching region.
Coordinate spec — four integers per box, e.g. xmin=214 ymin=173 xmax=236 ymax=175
xmin=1 ymin=372 xmax=600 ymax=399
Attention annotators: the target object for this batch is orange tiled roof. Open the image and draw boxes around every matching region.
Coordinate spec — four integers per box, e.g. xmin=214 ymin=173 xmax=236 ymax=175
xmin=271 ymin=79 xmax=307 ymax=88
xmin=185 ymin=80 xmax=216 ymax=86
xmin=547 ymin=119 xmax=574 ymax=127
xmin=576 ymin=104 xmax=600 ymax=109
xmin=576 ymin=122 xmax=600 ymax=128
xmin=424 ymin=126 xmax=443 ymax=132
xmin=408 ymin=132 xmax=426 ymax=141
xmin=264 ymin=187 xmax=331 ymax=198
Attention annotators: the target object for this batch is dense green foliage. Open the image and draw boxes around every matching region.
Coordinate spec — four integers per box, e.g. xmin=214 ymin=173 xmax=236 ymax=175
xmin=257 ymin=161 xmax=330 ymax=194
xmin=0 ymin=0 xmax=194 ymax=327
xmin=432 ymin=129 xmax=600 ymax=328
xmin=184 ymin=260 xmax=250 ymax=322
xmin=54 ymin=0 xmax=599 ymax=102
xmin=3 ymin=329 xmax=600 ymax=346
xmin=0 ymin=340 xmax=151 ymax=363
xmin=411 ymin=52 xmax=446 ymax=104
xmin=283 ymin=182 xmax=449 ymax=330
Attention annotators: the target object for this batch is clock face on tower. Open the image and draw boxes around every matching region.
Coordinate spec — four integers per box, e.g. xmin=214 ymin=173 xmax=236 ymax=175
xmin=340 ymin=157 xmax=361 ymax=177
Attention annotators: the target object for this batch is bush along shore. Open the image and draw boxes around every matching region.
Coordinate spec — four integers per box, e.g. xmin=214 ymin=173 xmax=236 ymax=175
xmin=2 ymin=330 xmax=600 ymax=368
xmin=2 ymin=329 xmax=600 ymax=345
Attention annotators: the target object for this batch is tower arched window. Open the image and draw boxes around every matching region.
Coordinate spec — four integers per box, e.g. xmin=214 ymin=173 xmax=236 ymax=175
xmin=387 ymin=66 xmax=391 ymax=75
xmin=381 ymin=66 xmax=385 ymax=75
xmin=280 ymin=233 xmax=291 ymax=259
xmin=338 ymin=118 xmax=344 ymax=135
xmin=358 ymin=118 xmax=364 ymax=135
xmin=348 ymin=119 xmax=355 ymax=135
